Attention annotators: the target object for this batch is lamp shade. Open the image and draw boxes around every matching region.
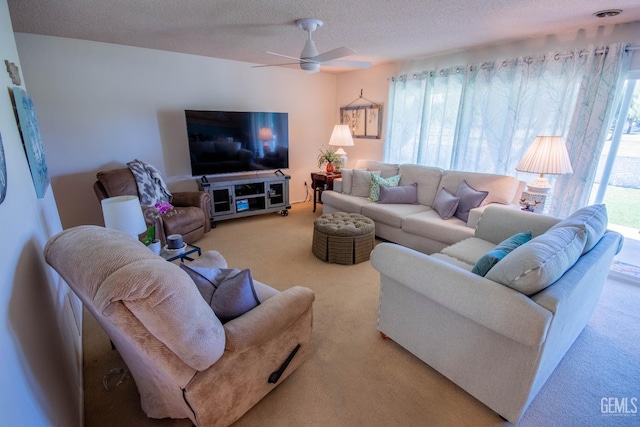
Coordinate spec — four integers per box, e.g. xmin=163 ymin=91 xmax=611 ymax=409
xmin=516 ymin=136 xmax=573 ymax=175
xmin=101 ymin=195 xmax=147 ymax=237
xmin=328 ymin=124 xmax=355 ymax=148
xmin=258 ymin=127 xmax=274 ymax=141
xmin=516 ymin=136 xmax=573 ymax=193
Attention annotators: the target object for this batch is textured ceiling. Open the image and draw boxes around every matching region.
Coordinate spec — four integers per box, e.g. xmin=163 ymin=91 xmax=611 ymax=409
xmin=8 ymin=0 xmax=640 ymax=73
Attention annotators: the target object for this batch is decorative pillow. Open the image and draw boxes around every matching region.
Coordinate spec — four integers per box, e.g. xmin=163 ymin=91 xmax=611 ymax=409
xmin=471 ymin=231 xmax=533 ymax=276
xmin=548 ymin=204 xmax=608 ymax=254
xmin=340 ymin=169 xmax=353 ymax=194
xmin=378 ymin=183 xmax=418 ymax=204
xmin=454 ymin=180 xmax=489 ymax=222
xmin=432 ymin=188 xmax=460 ymax=220
xmin=180 ymin=264 xmax=261 ymax=323
xmin=485 ymin=224 xmax=587 ymax=295
xmin=369 ymin=174 xmax=401 ymax=201
xmin=351 ymin=170 xmax=380 ymax=197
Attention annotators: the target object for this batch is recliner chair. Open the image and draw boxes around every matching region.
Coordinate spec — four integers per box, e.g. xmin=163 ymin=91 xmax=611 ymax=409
xmin=44 ymin=225 xmax=314 ymax=426
xmin=93 ymin=167 xmax=211 ymax=245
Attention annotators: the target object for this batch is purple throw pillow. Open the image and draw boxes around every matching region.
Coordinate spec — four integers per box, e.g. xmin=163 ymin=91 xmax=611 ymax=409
xmin=378 ymin=183 xmax=418 ymax=204
xmin=433 ymin=188 xmax=460 ymax=219
xmin=180 ymin=264 xmax=261 ymax=323
xmin=454 ymin=180 xmax=488 ymax=222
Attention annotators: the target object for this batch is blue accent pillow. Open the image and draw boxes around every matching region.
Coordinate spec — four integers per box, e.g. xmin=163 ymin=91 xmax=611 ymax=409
xmin=180 ymin=264 xmax=261 ymax=323
xmin=471 ymin=231 xmax=533 ymax=276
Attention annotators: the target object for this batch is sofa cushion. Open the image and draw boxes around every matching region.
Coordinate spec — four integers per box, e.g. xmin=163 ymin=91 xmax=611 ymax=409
xmin=440 ymin=237 xmax=497 ymax=266
xmin=361 ymin=203 xmax=430 ymax=228
xmin=351 ymin=170 xmax=380 ymax=197
xmin=398 ymin=164 xmax=443 ymax=206
xmin=431 ymin=253 xmax=474 ymax=271
xmin=378 ymin=183 xmax=418 ymax=204
xmin=433 ymin=188 xmax=460 ymax=219
xmin=402 ymin=210 xmax=476 ymax=245
xmin=370 ymin=174 xmax=401 ymax=201
xmin=471 ymin=231 xmax=533 ymax=276
xmin=454 ymin=180 xmax=489 ymax=222
xmin=180 ymin=264 xmax=261 ymax=322
xmin=440 ymin=170 xmax=521 ymax=205
xmin=367 ymin=161 xmax=400 ymax=178
xmin=485 ymin=224 xmax=587 ymax=295
xmin=548 ymin=204 xmax=607 ymax=254
xmin=321 ymin=190 xmax=373 ymax=213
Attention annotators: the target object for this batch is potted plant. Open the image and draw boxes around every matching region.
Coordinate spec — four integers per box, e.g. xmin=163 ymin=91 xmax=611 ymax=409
xmin=317 ymin=148 xmax=343 ymax=173
xmin=143 ymin=200 xmax=175 ymax=254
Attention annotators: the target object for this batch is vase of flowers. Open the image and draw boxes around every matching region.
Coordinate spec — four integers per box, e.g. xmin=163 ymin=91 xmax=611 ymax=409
xmin=143 ymin=200 xmax=175 ymax=252
xmin=317 ymin=148 xmax=343 ymax=173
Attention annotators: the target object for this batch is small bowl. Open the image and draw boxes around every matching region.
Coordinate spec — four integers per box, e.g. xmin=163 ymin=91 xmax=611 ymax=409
xmin=163 ymin=243 xmax=187 ymax=254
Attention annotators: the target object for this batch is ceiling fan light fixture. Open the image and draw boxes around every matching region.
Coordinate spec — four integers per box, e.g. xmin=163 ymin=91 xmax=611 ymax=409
xmin=593 ymin=9 xmax=622 ymax=18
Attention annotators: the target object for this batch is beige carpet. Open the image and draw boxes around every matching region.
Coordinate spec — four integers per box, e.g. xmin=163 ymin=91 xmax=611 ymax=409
xmin=83 ymin=202 xmax=640 ymax=426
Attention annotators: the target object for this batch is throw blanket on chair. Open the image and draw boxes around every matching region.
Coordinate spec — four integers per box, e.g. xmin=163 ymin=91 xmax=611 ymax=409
xmin=127 ymin=159 xmax=172 ymax=207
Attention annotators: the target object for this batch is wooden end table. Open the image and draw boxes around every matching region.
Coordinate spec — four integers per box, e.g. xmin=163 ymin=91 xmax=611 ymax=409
xmin=310 ymin=172 xmax=341 ymax=212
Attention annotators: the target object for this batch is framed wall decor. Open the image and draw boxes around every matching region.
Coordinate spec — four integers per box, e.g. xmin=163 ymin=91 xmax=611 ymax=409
xmin=11 ymin=87 xmax=50 ymax=198
xmin=340 ymin=103 xmax=382 ymax=139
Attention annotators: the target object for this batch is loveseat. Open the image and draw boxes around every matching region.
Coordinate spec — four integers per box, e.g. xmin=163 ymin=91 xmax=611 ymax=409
xmin=370 ymin=204 xmax=622 ymax=423
xmin=321 ymin=160 xmax=525 ymax=254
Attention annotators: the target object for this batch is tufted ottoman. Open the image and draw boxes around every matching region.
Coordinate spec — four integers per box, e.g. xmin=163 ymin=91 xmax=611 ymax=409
xmin=312 ymin=212 xmax=375 ymax=264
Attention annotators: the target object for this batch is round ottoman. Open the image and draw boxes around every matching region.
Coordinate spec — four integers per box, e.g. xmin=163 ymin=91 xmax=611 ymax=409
xmin=312 ymin=212 xmax=375 ymax=264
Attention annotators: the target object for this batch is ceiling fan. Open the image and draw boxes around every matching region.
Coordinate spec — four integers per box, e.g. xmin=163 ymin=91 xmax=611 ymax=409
xmin=255 ymin=18 xmax=372 ymax=73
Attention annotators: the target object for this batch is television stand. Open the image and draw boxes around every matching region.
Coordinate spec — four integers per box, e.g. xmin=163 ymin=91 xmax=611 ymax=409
xmin=197 ymin=172 xmax=290 ymax=226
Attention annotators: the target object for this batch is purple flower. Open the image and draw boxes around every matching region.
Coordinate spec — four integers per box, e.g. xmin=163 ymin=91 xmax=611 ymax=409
xmin=153 ymin=201 xmax=174 ymax=217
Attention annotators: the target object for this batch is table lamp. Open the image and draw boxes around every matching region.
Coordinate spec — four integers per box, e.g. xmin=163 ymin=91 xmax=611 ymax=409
xmin=101 ymin=195 xmax=147 ymax=237
xmin=259 ymin=127 xmax=274 ymax=153
xmin=516 ymin=136 xmax=573 ymax=193
xmin=328 ymin=124 xmax=354 ymax=168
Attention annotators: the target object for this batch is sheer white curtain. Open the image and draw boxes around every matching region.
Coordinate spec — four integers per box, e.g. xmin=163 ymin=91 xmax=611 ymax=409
xmin=385 ymin=43 xmax=630 ymax=216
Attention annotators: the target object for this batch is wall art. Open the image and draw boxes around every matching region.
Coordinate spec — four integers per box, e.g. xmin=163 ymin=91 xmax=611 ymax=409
xmin=0 ymin=131 xmax=6 ymax=204
xmin=11 ymin=87 xmax=50 ymax=198
xmin=340 ymin=91 xmax=382 ymax=139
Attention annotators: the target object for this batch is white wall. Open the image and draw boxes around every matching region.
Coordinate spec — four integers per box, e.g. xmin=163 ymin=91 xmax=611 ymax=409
xmin=15 ymin=34 xmax=338 ymax=228
xmin=0 ymin=1 xmax=81 ymax=426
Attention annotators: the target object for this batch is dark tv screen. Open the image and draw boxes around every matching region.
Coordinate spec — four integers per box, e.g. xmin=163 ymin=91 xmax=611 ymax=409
xmin=185 ymin=110 xmax=289 ymax=176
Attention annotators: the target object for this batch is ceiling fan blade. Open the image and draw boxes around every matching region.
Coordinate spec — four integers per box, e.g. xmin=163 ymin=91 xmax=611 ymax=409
xmin=313 ymin=47 xmax=357 ymax=63
xmin=266 ymin=51 xmax=303 ymax=62
xmin=251 ymin=62 xmax=301 ymax=68
xmin=322 ymin=60 xmax=373 ymax=69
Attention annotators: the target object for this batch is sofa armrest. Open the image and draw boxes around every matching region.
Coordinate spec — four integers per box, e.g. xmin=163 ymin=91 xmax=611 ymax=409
xmin=474 ymin=205 xmax=560 ymax=244
xmin=223 ymin=286 xmax=315 ymax=353
xmin=371 ymin=243 xmax=552 ymax=346
xmin=172 ymin=191 xmax=210 ymax=209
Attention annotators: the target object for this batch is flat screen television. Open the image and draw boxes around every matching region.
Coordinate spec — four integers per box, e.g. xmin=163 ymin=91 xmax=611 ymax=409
xmin=185 ymin=110 xmax=289 ymax=176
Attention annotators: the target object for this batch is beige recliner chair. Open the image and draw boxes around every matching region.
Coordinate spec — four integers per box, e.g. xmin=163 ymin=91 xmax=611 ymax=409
xmin=44 ymin=225 xmax=314 ymax=426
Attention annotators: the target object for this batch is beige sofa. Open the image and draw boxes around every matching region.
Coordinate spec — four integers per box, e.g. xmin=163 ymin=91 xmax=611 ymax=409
xmin=370 ymin=204 xmax=622 ymax=423
xmin=321 ymin=160 xmax=525 ymax=254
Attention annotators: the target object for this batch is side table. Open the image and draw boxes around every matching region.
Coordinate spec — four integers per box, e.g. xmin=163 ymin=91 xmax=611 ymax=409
xmin=160 ymin=243 xmax=201 ymax=263
xmin=311 ymin=172 xmax=341 ymax=212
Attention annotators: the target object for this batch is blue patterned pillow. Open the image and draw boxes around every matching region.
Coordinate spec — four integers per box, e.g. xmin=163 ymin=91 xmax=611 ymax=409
xmin=471 ymin=231 xmax=533 ymax=276
xmin=369 ymin=174 xmax=401 ymax=201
